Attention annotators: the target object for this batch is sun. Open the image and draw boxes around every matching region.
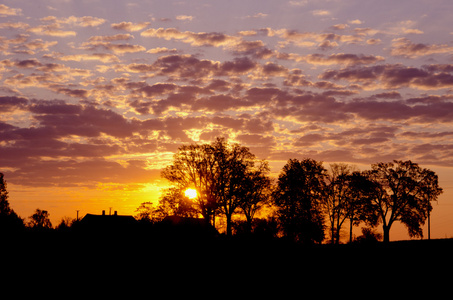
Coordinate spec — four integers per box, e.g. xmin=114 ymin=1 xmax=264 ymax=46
xmin=184 ymin=188 xmax=197 ymax=199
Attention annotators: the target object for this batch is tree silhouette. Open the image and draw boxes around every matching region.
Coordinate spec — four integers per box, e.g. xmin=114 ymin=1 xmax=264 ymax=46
xmin=363 ymin=160 xmax=443 ymax=242
xmin=162 ymin=137 xmax=269 ymax=236
xmin=343 ymin=171 xmax=379 ymax=243
xmin=239 ymin=160 xmax=272 ymax=234
xmin=324 ymin=163 xmax=357 ymax=244
xmin=135 ymin=201 xmax=157 ymax=223
xmin=28 ymin=209 xmax=52 ymax=230
xmin=211 ymin=138 xmax=263 ymax=236
xmin=55 ymin=217 xmax=75 ymax=231
xmin=161 ymin=141 xmax=218 ymax=225
xmin=154 ymin=187 xmax=198 ymax=219
xmin=273 ymin=158 xmax=326 ymax=244
xmin=0 ymin=172 xmax=24 ymax=232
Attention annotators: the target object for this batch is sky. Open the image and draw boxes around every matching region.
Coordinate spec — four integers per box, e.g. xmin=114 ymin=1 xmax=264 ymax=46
xmin=1 ymin=0 xmax=453 ymax=240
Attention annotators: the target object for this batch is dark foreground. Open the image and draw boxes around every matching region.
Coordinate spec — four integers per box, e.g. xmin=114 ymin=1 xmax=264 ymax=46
xmin=4 ymin=230 xmax=453 ymax=268
xmin=3 ymin=230 xmax=453 ymax=295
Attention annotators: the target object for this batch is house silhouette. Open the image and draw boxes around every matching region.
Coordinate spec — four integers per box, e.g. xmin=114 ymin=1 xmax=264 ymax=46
xmin=78 ymin=210 xmax=138 ymax=232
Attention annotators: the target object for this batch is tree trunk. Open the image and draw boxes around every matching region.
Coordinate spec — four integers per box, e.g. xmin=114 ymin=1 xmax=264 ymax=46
xmin=331 ymin=222 xmax=335 ymax=244
xmin=383 ymin=225 xmax=390 ymax=243
xmin=245 ymin=214 xmax=253 ymax=235
xmin=349 ymin=218 xmax=353 ymax=243
xmin=226 ymin=213 xmax=232 ymax=237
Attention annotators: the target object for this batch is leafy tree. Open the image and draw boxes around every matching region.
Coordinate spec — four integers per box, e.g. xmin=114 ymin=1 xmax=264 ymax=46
xmin=211 ymin=138 xmax=261 ymax=236
xmin=161 ymin=142 xmax=218 ymax=225
xmin=55 ymin=217 xmax=75 ymax=231
xmin=154 ymin=187 xmax=198 ymax=220
xmin=239 ymin=160 xmax=272 ymax=234
xmin=343 ymin=171 xmax=379 ymax=243
xmin=355 ymin=227 xmax=382 ymax=244
xmin=364 ymin=160 xmax=443 ymax=242
xmin=28 ymin=209 xmax=52 ymax=230
xmin=135 ymin=201 xmax=157 ymax=223
xmin=273 ymin=158 xmax=326 ymax=244
xmin=0 ymin=172 xmax=24 ymax=232
xmin=162 ymin=137 xmax=268 ymax=236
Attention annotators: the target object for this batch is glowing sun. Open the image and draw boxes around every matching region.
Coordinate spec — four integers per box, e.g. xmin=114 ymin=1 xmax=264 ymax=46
xmin=184 ymin=188 xmax=197 ymax=199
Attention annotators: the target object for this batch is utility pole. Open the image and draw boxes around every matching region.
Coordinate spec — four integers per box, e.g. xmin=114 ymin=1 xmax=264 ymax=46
xmin=76 ymin=210 xmax=80 ymax=221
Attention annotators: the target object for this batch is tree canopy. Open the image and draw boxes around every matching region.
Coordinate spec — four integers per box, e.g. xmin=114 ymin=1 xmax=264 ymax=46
xmin=364 ymin=160 xmax=443 ymax=242
xmin=273 ymin=158 xmax=326 ymax=244
xmin=161 ymin=137 xmax=270 ymax=236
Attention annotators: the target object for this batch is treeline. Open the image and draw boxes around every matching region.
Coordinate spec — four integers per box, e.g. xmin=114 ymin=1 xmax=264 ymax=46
xmin=0 ymin=138 xmax=443 ymax=244
xmin=139 ymin=138 xmax=443 ymax=243
xmin=0 ymin=173 xmax=65 ymax=233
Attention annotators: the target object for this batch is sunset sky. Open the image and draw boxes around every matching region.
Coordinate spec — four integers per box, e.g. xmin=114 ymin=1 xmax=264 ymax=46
xmin=1 ymin=0 xmax=453 ymax=240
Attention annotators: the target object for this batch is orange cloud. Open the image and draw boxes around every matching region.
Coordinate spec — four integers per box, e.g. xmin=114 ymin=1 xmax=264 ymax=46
xmin=59 ymin=53 xmax=120 ymax=63
xmin=176 ymin=15 xmax=194 ymax=21
xmin=141 ymin=27 xmax=241 ymax=47
xmin=28 ymin=24 xmax=76 ymax=37
xmin=0 ymin=4 xmax=22 ymax=16
xmin=111 ymin=21 xmax=150 ymax=31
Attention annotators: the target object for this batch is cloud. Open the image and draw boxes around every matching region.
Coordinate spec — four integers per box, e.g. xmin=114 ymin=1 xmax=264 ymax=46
xmin=301 ymin=53 xmax=385 ymax=65
xmin=141 ymin=27 xmax=240 ymax=47
xmin=41 ymin=15 xmax=106 ymax=27
xmin=68 ymin=16 xmax=106 ymax=27
xmin=59 ymin=53 xmax=120 ymax=63
xmin=0 ymin=21 xmax=29 ymax=30
xmin=288 ymin=1 xmax=308 ymax=6
xmin=348 ymin=19 xmax=363 ymax=25
xmin=28 ymin=24 xmax=77 ymax=37
xmin=27 ymin=15 xmax=105 ymax=37
xmin=146 ymin=47 xmax=178 ymax=54
xmin=312 ymin=10 xmax=331 ymax=16
xmin=0 ymin=4 xmax=22 ymax=16
xmin=272 ymin=28 xmax=364 ymax=48
xmin=125 ymin=54 xmax=256 ymax=83
xmin=0 ymin=96 xmax=28 ymax=112
xmin=12 ymin=38 xmax=58 ymax=55
xmin=88 ymin=34 xmax=134 ymax=42
xmin=390 ymin=38 xmax=453 ymax=58
xmin=111 ymin=21 xmax=150 ymax=31
xmin=176 ymin=15 xmax=194 ymax=21
xmin=5 ymin=158 xmax=161 ymax=188
xmin=320 ymin=63 xmax=453 ymax=90
xmin=141 ymin=27 xmax=270 ymax=58
xmin=243 ymin=12 xmax=268 ymax=19
xmin=84 ymin=41 xmax=146 ymax=54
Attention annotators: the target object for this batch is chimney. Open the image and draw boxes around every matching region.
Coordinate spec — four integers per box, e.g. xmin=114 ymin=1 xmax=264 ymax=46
xmin=102 ymin=210 xmax=105 ymax=216
xmin=114 ymin=211 xmax=117 ymax=216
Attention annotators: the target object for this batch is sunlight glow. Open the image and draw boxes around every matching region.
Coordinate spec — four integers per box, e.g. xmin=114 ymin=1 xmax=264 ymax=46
xmin=184 ymin=188 xmax=197 ymax=199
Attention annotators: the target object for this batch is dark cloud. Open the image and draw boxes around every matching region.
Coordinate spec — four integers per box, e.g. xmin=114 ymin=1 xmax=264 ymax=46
xmin=6 ymin=158 xmax=160 ymax=187
xmin=0 ymin=96 xmax=28 ymax=111
xmin=320 ymin=64 xmax=453 ymax=90
xmin=390 ymin=38 xmax=453 ymax=58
